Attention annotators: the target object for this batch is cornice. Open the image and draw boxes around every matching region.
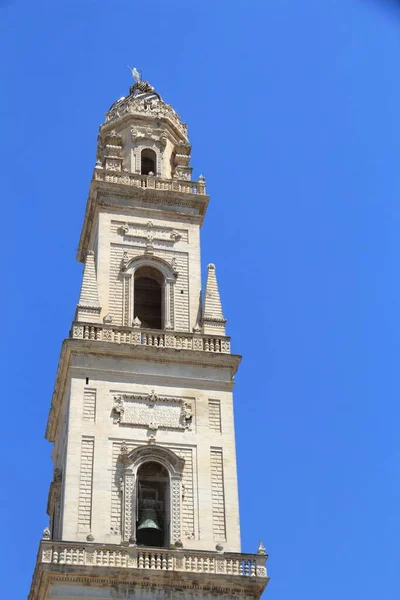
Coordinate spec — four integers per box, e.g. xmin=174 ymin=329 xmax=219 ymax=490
xmin=77 ymin=178 xmax=209 ymax=262
xmin=45 ymin=338 xmax=241 ymax=442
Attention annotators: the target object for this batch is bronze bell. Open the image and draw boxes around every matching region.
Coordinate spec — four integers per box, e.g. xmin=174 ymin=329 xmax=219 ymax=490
xmin=137 ymin=508 xmax=161 ymax=531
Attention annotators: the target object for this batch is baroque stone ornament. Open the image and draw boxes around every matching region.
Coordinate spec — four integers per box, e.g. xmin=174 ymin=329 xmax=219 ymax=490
xmin=42 ymin=527 xmax=51 ymax=541
xmin=257 ymin=540 xmax=267 ymax=555
xmin=112 ymin=390 xmax=193 ymax=431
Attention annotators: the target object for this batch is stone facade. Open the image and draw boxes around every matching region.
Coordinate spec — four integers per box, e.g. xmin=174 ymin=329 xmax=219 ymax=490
xmin=28 ymin=75 xmax=268 ymax=600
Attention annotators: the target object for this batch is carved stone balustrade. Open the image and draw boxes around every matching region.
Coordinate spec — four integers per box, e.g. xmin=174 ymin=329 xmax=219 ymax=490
xmin=94 ymin=168 xmax=206 ymax=195
xmin=70 ymin=323 xmax=231 ymax=354
xmin=38 ymin=541 xmax=268 ymax=579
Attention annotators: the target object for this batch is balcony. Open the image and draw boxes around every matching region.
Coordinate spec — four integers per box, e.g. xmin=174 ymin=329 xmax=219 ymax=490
xmin=29 ymin=540 xmax=268 ymax=600
xmin=71 ymin=323 xmax=231 ymax=354
xmin=38 ymin=540 xmax=267 ymax=578
xmin=94 ymin=168 xmax=206 ymax=195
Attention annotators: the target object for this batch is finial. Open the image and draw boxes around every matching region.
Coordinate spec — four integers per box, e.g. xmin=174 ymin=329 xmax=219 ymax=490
xmin=132 ymin=316 xmax=142 ymax=329
xmin=42 ymin=527 xmax=51 ymax=540
xmin=257 ymin=540 xmax=267 ymax=555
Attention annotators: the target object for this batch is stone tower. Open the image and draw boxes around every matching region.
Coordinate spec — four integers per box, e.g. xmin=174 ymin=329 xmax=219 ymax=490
xmin=29 ymin=76 xmax=269 ymax=600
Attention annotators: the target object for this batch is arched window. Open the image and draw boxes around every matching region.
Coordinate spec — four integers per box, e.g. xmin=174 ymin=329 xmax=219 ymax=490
xmin=120 ymin=445 xmax=184 ymax=545
xmin=134 ymin=266 xmax=163 ymax=330
xmin=136 ymin=461 xmax=170 ymax=548
xmin=141 ymin=149 xmax=156 ymax=175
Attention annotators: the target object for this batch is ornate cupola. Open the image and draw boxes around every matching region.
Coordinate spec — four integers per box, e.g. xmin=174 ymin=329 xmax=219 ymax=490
xmin=28 ymin=73 xmax=269 ymax=600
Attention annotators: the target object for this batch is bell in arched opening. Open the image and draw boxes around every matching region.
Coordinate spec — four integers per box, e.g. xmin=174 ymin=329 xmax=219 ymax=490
xmin=136 ymin=461 xmax=169 ymax=548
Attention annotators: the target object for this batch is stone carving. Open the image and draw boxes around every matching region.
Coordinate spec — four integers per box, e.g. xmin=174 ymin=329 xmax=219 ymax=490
xmin=170 ymin=230 xmax=182 ymax=242
xmin=115 ymin=219 xmax=187 ymax=245
xmin=103 ymin=313 xmax=112 ymax=324
xmin=121 ymin=251 xmax=129 ymax=271
xmin=119 ymin=223 xmax=130 ymax=235
xmin=257 ymin=540 xmax=267 ymax=555
xmin=42 ymin=527 xmax=51 ymax=540
xmin=130 ymin=125 xmax=170 ymax=146
xmin=171 ymin=478 xmax=182 ymax=542
xmin=132 ymin=316 xmax=141 ymax=328
xmin=112 ymin=390 xmax=193 ymax=431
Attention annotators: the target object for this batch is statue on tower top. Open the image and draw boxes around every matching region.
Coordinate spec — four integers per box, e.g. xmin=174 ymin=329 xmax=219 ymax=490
xmin=129 ymin=66 xmax=141 ymax=83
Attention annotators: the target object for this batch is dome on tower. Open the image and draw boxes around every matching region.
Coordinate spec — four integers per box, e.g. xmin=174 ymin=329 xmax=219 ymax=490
xmin=104 ymin=78 xmax=188 ymax=141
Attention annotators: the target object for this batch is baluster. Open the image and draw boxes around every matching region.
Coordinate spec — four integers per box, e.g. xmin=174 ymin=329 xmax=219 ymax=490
xmin=150 ymin=552 xmax=156 ymax=569
xmin=162 ymin=553 xmax=167 ymax=570
xmin=251 ymin=560 xmax=256 ymax=576
xmin=159 ymin=335 xmax=164 ymax=347
xmin=167 ymin=553 xmax=173 ymax=570
xmin=209 ymin=338 xmax=215 ymax=351
xmin=144 ymin=553 xmax=150 ymax=569
xmin=205 ymin=338 xmax=210 ymax=351
xmin=233 ymin=559 xmax=240 ymax=575
xmin=83 ymin=326 xmax=89 ymax=340
xmin=210 ymin=557 xmax=215 ymax=573
xmin=138 ymin=553 xmax=144 ymax=569
xmin=52 ymin=548 xmax=59 ymax=563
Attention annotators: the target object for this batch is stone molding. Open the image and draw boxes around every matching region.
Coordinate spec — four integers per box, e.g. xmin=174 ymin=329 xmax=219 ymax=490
xmin=77 ymin=180 xmax=209 ymax=263
xmin=120 ymin=253 xmax=177 ymax=329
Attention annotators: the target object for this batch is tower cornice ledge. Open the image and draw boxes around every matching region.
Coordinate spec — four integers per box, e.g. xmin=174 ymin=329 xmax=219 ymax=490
xmin=77 ymin=175 xmax=209 ymax=262
xmin=29 ymin=541 xmax=269 ymax=600
xmin=45 ymin=337 xmax=241 ymax=442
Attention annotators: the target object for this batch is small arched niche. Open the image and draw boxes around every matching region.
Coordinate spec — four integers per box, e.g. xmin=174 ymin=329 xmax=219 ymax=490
xmin=141 ymin=148 xmax=157 ymax=175
xmin=134 ymin=266 xmax=163 ymax=330
xmin=136 ymin=461 xmax=170 ymax=548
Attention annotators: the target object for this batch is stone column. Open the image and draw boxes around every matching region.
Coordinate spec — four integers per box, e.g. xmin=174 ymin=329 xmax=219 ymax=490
xmin=164 ymin=278 xmax=174 ymax=330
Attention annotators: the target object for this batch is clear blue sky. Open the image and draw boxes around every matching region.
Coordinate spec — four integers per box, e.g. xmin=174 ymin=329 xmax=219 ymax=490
xmin=0 ymin=1 xmax=399 ymax=598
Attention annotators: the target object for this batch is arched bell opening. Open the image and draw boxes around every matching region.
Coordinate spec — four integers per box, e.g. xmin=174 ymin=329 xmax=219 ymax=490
xmin=134 ymin=266 xmax=163 ymax=330
xmin=141 ymin=148 xmax=157 ymax=175
xmin=136 ymin=461 xmax=170 ymax=548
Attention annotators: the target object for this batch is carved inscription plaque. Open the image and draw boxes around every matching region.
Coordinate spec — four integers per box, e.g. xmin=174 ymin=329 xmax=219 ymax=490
xmin=112 ymin=390 xmax=193 ymax=431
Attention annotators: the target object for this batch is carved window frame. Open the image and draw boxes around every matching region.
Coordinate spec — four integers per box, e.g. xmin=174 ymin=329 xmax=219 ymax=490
xmin=131 ymin=141 xmax=163 ymax=177
xmin=122 ymin=255 xmax=177 ymax=330
xmin=119 ymin=445 xmax=185 ymax=546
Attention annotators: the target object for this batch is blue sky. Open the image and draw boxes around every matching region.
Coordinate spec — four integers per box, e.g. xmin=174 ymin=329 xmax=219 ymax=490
xmin=0 ymin=1 xmax=399 ymax=598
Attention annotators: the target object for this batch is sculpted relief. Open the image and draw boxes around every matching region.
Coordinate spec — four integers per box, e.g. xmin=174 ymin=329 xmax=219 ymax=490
xmin=112 ymin=390 xmax=193 ymax=432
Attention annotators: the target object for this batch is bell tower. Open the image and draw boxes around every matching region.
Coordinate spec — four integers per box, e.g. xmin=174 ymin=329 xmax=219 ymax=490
xmin=28 ymin=75 xmax=269 ymax=600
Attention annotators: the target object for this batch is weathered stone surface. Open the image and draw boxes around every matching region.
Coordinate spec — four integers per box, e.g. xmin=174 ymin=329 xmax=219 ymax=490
xmin=29 ymin=77 xmax=268 ymax=600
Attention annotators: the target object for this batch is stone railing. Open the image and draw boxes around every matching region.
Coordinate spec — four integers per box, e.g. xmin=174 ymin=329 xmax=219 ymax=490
xmin=39 ymin=541 xmax=267 ymax=579
xmin=94 ymin=168 xmax=206 ymax=195
xmin=71 ymin=323 xmax=231 ymax=354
